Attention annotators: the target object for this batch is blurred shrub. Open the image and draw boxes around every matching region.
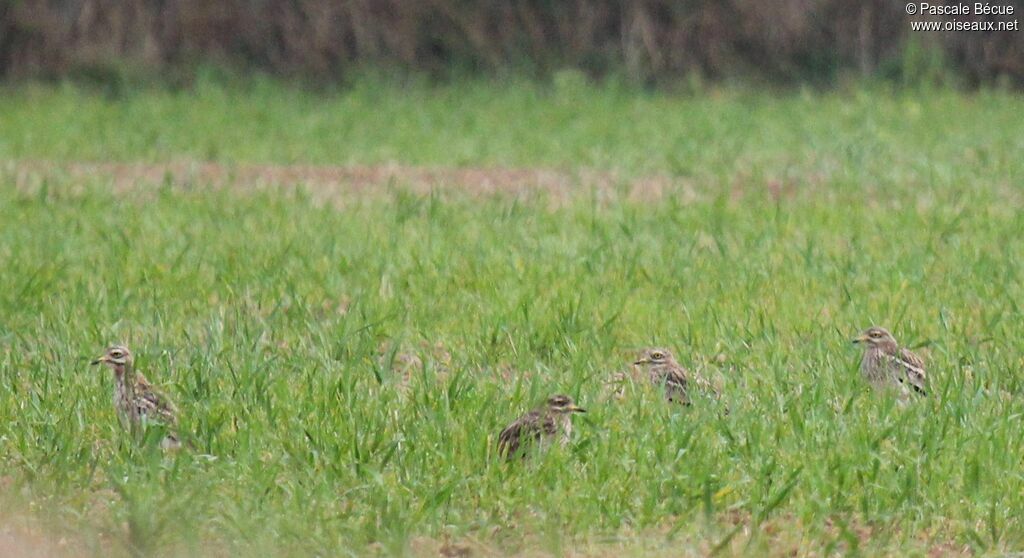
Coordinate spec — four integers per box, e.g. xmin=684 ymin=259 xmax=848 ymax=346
xmin=0 ymin=0 xmax=1020 ymax=87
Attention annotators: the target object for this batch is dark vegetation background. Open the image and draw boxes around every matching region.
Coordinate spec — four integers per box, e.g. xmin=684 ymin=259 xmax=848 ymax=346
xmin=0 ymin=0 xmax=1022 ymax=88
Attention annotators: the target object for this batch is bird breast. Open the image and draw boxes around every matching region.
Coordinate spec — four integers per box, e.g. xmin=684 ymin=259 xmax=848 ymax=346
xmin=861 ymin=347 xmax=893 ymax=383
xmin=557 ymin=413 xmax=573 ymax=444
xmin=648 ymin=364 xmax=668 ymax=384
xmin=113 ymin=378 xmax=136 ymax=420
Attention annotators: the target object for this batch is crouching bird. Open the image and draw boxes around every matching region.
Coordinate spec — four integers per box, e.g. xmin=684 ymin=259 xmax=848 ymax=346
xmin=853 ymin=326 xmax=928 ymax=398
xmin=633 ymin=347 xmax=719 ymax=405
xmin=497 ymin=394 xmax=585 ymax=460
xmin=91 ymin=345 xmax=182 ymax=450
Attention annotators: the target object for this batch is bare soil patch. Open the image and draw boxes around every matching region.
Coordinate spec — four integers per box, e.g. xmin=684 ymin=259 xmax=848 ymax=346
xmin=0 ymin=522 xmax=83 ymax=558
xmin=6 ymin=160 xmax=699 ymax=205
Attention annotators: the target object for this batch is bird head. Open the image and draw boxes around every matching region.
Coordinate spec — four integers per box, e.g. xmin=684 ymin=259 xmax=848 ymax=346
xmin=547 ymin=394 xmax=586 ymax=414
xmin=634 ymin=347 xmax=674 ymax=366
xmin=91 ymin=345 xmax=133 ymax=372
xmin=852 ymin=327 xmax=898 ymax=350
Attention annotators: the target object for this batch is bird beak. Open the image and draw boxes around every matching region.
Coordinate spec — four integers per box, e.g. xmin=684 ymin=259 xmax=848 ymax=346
xmin=852 ymin=334 xmax=867 ymax=345
xmin=90 ymin=355 xmax=107 ymax=365
xmin=570 ymin=405 xmax=586 ymax=413
xmin=633 ymin=358 xmax=648 ymax=365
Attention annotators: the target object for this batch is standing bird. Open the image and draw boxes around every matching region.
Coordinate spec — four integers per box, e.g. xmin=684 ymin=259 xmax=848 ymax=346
xmin=91 ymin=345 xmax=182 ymax=449
xmin=853 ymin=327 xmax=927 ymax=397
xmin=633 ymin=347 xmax=718 ymax=405
xmin=497 ymin=394 xmax=585 ymax=460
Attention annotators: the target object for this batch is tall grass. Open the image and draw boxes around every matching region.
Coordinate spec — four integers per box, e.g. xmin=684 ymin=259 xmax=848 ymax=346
xmin=0 ymin=81 xmax=1023 ymax=556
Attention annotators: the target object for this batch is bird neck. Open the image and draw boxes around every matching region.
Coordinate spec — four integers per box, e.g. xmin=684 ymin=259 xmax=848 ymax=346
xmin=555 ymin=412 xmax=573 ymax=437
xmin=876 ymin=340 xmax=899 ymax=354
xmin=113 ymin=363 xmax=136 ymax=389
xmin=650 ymin=361 xmax=681 ymax=376
xmin=863 ymin=345 xmax=893 ymax=366
xmin=653 ymin=357 xmax=680 ymax=369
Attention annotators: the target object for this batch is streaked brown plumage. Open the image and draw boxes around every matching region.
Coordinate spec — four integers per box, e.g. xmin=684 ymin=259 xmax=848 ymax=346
xmin=497 ymin=394 xmax=585 ymax=460
xmin=853 ymin=327 xmax=927 ymax=397
xmin=633 ymin=347 xmax=718 ymax=405
xmin=91 ymin=345 xmax=182 ymax=449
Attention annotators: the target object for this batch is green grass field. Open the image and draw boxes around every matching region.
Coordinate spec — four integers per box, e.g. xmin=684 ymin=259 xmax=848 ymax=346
xmin=1 ymin=80 xmax=1023 ymax=556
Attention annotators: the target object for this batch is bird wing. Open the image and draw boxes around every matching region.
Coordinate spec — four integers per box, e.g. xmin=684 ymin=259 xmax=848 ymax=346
xmin=498 ymin=410 xmax=548 ymax=459
xmin=892 ymin=348 xmax=927 ymax=396
xmin=133 ymin=373 xmax=179 ymax=425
